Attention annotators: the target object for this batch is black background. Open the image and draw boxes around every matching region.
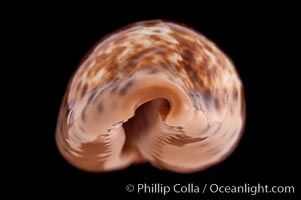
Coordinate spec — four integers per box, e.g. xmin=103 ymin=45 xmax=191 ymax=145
xmin=17 ymin=4 xmax=299 ymax=199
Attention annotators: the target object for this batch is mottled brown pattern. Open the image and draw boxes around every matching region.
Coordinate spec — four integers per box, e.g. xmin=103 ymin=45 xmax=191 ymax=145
xmin=71 ymin=20 xmax=236 ymax=98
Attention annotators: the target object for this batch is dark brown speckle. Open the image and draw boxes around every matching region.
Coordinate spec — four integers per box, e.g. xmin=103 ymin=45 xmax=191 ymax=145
xmin=119 ymin=80 xmax=134 ymax=96
xmin=232 ymin=89 xmax=238 ymax=101
xmin=182 ymin=49 xmax=195 ymax=62
xmin=87 ymin=88 xmax=97 ymax=105
xmin=97 ymin=102 xmax=103 ymax=113
xmin=203 ymin=89 xmax=212 ymax=101
xmin=81 ymin=107 xmax=87 ymax=122
xmin=81 ymin=84 xmax=88 ymax=98
xmin=214 ymin=97 xmax=220 ymax=110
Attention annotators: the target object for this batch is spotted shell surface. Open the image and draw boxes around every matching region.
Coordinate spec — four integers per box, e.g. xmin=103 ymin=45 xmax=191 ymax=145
xmin=56 ymin=20 xmax=245 ymax=173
